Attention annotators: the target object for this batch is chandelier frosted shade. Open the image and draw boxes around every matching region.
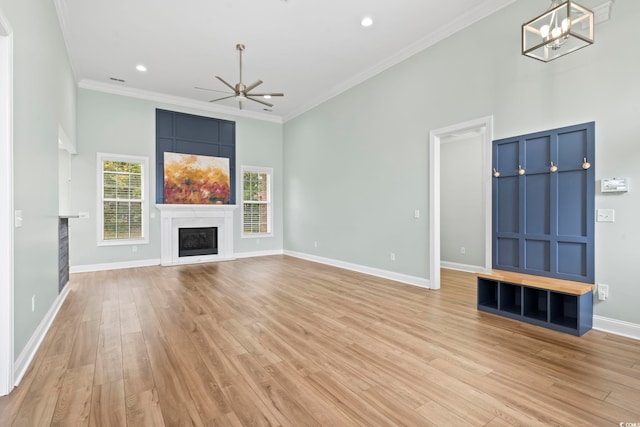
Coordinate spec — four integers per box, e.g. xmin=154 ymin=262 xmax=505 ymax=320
xmin=522 ymin=1 xmax=594 ymax=62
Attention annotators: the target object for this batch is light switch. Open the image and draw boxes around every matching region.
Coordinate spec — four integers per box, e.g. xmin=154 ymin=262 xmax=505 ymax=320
xmin=414 ymin=209 xmax=420 ymax=219
xmin=15 ymin=210 xmax=23 ymax=228
xmin=596 ymin=209 xmax=615 ymax=222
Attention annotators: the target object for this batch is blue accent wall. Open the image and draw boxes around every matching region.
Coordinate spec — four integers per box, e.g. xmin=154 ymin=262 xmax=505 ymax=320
xmin=155 ymin=109 xmax=236 ymax=204
xmin=493 ymin=122 xmax=595 ymax=283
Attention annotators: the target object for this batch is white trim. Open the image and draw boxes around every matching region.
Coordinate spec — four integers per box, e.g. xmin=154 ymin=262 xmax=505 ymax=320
xmin=283 ymin=0 xmax=515 ymax=121
xmin=97 ymin=152 xmax=149 ymax=246
xmin=440 ymin=261 xmax=486 ymax=274
xmin=79 ymin=79 xmax=282 ymax=124
xmin=14 ymin=285 xmax=70 ymax=387
xmin=0 ymin=8 xmax=13 ymax=397
xmin=52 ymin=0 xmax=79 ymax=80
xmin=240 ymin=165 xmax=274 ymax=238
xmin=235 ymin=249 xmax=284 ymax=259
xmin=429 ymin=116 xmax=493 ymax=290
xmin=593 ymin=315 xmax=640 ymax=341
xmin=156 ymin=204 xmax=237 ymax=266
xmin=284 ymin=250 xmax=430 ymax=290
xmin=70 ymin=258 xmax=160 ymax=274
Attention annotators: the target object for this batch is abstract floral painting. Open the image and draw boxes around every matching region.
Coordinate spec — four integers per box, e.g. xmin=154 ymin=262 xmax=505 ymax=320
xmin=164 ymin=153 xmax=231 ymax=204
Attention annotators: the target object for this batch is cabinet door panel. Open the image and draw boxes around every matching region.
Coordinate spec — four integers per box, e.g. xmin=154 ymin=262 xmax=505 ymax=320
xmin=495 ymin=141 xmax=519 ymax=174
xmin=524 ymin=135 xmax=551 ymax=171
xmin=496 ymin=237 xmax=519 ymax=268
xmin=557 ymin=242 xmax=587 ymax=278
xmin=558 ymin=128 xmax=589 ymax=169
xmin=525 ymin=239 xmax=550 ymax=272
xmin=558 ymin=170 xmax=587 ymax=238
xmin=525 ymin=174 xmax=550 ymax=235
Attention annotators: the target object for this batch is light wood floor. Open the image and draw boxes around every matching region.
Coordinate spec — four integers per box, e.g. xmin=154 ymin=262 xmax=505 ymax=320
xmin=1 ymin=256 xmax=639 ymax=426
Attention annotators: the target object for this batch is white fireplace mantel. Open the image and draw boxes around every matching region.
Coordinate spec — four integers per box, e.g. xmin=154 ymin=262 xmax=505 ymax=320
xmin=156 ymin=204 xmax=237 ymax=266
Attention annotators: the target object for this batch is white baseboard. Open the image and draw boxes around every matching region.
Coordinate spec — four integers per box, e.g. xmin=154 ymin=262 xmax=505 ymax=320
xmin=593 ymin=315 xmax=640 ymax=341
xmin=284 ymin=250 xmax=430 ymax=289
xmin=14 ymin=285 xmax=70 ymax=386
xmin=235 ymin=249 xmax=284 ymax=259
xmin=70 ymin=258 xmax=161 ymax=273
xmin=71 ymin=251 xmax=286 ymax=273
xmin=440 ymin=261 xmax=485 ymax=273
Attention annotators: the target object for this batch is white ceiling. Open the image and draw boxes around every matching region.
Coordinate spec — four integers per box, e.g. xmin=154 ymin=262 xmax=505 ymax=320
xmin=55 ymin=0 xmax=517 ymax=122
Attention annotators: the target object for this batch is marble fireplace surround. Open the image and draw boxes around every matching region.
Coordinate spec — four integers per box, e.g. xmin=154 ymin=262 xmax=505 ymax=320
xmin=156 ymin=204 xmax=237 ymax=266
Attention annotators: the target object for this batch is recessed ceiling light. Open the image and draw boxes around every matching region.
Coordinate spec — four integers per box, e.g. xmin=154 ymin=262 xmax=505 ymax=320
xmin=361 ymin=17 xmax=373 ymax=27
xmin=136 ymin=64 xmax=147 ymax=72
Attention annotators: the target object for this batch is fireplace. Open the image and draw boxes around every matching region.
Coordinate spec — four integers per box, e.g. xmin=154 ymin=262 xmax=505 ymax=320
xmin=179 ymin=227 xmax=218 ymax=257
xmin=156 ymin=204 xmax=237 ymax=266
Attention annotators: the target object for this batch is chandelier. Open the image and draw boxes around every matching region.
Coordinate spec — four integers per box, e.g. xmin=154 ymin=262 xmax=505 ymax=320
xmin=522 ymin=0 xmax=594 ymax=62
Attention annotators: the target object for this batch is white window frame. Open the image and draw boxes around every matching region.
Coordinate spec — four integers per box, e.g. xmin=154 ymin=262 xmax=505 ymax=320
xmin=241 ymin=165 xmax=273 ymax=238
xmin=97 ymin=153 xmax=149 ymax=246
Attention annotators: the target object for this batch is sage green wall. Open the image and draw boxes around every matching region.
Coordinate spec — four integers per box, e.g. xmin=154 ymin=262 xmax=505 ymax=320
xmin=441 ymin=135 xmax=484 ymax=268
xmin=284 ymin=1 xmax=640 ymax=324
xmin=0 ymin=0 xmax=77 ymax=357
xmin=69 ymin=89 xmax=283 ymax=267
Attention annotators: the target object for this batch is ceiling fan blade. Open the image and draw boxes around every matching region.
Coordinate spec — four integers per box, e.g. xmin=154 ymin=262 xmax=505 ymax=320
xmin=247 ymin=93 xmax=284 ymax=97
xmin=247 ymin=96 xmax=273 ymax=108
xmin=216 ymin=76 xmax=236 ymax=92
xmin=195 ymin=86 xmax=232 ymax=94
xmin=209 ymin=95 xmax=235 ymax=103
xmin=245 ymin=80 xmax=263 ymax=93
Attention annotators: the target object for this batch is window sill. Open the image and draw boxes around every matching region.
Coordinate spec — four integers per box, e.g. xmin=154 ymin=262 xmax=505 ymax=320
xmin=98 ymin=238 xmax=149 ymax=247
xmin=241 ymin=233 xmax=273 ymax=239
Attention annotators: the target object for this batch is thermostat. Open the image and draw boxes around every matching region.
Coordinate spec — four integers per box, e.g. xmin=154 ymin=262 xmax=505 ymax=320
xmin=601 ymin=178 xmax=629 ymax=193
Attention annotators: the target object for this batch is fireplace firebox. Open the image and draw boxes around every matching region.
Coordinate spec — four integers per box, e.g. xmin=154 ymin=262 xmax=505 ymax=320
xmin=178 ymin=227 xmax=218 ymax=257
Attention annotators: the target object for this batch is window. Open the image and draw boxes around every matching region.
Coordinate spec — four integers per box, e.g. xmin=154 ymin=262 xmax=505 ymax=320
xmin=97 ymin=153 xmax=149 ymax=245
xmin=242 ymin=166 xmax=272 ymax=237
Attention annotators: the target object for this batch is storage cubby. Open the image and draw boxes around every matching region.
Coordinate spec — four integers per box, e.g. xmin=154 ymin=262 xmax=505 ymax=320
xmin=499 ymin=282 xmax=522 ymax=315
xmin=477 ymin=270 xmax=594 ymax=336
xmin=550 ymin=293 xmax=578 ymax=330
xmin=477 ymin=278 xmax=498 ymax=310
xmin=523 ymin=287 xmax=548 ymax=322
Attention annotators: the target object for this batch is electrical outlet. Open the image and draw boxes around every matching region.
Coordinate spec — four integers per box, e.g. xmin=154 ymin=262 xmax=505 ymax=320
xmin=132 ymin=246 xmax=137 ymax=253
xmin=460 ymin=247 xmax=466 ymax=255
xmin=597 ymin=283 xmax=609 ymax=301
xmin=390 ymin=252 xmax=396 ymax=261
xmin=31 ymin=295 xmax=35 ymax=312
xmin=414 ymin=209 xmax=420 ymax=219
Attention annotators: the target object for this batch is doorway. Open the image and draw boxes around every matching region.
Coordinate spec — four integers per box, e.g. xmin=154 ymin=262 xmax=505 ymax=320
xmin=429 ymin=116 xmax=493 ymax=289
xmin=0 ymin=8 xmax=14 ymax=396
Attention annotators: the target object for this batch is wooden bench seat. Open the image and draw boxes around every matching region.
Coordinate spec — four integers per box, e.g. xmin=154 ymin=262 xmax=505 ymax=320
xmin=477 ymin=270 xmax=595 ymax=295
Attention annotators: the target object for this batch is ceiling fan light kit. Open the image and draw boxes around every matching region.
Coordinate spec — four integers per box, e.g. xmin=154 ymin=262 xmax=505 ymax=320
xmin=522 ymin=0 xmax=594 ymax=62
xmin=205 ymin=44 xmax=284 ymax=110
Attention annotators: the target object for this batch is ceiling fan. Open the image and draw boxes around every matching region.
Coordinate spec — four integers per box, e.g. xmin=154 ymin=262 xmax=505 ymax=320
xmin=200 ymin=43 xmax=284 ymax=110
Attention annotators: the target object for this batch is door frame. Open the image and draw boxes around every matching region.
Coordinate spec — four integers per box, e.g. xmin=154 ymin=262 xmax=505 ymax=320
xmin=0 ymin=7 xmax=14 ymax=396
xmin=429 ymin=116 xmax=493 ymax=289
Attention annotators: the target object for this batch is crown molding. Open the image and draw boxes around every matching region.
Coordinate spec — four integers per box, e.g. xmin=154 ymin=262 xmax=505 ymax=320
xmin=283 ymin=0 xmax=516 ymax=122
xmin=53 ymin=0 xmax=79 ymax=81
xmin=78 ymin=79 xmax=284 ymax=124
